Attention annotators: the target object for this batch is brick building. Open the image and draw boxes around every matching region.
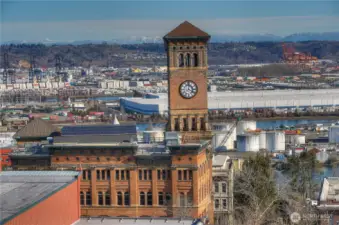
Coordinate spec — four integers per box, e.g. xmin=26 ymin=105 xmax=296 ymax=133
xmin=0 ymin=171 xmax=81 ymax=225
xmin=8 ymin=21 xmax=215 ymax=223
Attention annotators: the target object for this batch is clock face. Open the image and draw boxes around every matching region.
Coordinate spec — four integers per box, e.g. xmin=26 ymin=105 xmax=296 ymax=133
xmin=179 ymin=80 xmax=198 ymax=99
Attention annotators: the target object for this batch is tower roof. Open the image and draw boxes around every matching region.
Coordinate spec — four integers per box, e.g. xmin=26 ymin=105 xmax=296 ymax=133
xmin=163 ymin=21 xmax=210 ymax=40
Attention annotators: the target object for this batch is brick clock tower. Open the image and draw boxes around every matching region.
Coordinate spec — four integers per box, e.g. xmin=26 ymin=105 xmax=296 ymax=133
xmin=163 ymin=21 xmax=212 ymax=142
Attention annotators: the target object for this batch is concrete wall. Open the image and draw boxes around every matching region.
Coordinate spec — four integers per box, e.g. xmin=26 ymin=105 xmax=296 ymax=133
xmin=5 ymin=176 xmax=80 ymax=225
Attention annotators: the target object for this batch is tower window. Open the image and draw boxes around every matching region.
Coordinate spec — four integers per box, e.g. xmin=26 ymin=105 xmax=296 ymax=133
xmin=178 ymin=170 xmax=182 ymax=180
xmin=193 ymin=53 xmax=199 ymax=67
xmin=174 ymin=118 xmax=179 ymax=131
xmin=185 ymin=54 xmax=191 ymax=67
xmin=179 ymin=54 xmax=184 ymax=67
xmin=183 ymin=118 xmax=188 ymax=131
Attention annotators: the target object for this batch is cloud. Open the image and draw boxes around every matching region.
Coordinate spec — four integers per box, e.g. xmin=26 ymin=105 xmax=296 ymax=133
xmin=2 ymin=16 xmax=339 ymax=42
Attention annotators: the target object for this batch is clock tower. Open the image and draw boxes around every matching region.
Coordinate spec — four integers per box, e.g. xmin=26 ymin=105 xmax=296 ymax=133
xmin=163 ymin=21 xmax=212 ymax=142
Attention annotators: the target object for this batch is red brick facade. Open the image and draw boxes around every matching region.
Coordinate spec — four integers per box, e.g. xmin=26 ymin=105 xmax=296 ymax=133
xmin=5 ymin=174 xmax=81 ymax=225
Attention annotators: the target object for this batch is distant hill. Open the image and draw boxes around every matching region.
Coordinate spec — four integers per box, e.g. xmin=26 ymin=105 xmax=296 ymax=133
xmin=1 ymin=41 xmax=339 ymax=68
xmin=2 ymin=32 xmax=339 ymax=45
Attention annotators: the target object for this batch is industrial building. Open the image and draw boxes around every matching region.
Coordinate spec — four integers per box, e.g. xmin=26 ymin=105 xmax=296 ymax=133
xmin=120 ymin=89 xmax=339 ymax=115
xmin=0 ymin=171 xmax=81 ymax=225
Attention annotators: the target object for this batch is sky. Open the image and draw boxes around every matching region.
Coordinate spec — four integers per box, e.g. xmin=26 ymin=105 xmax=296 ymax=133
xmin=1 ymin=0 xmax=339 ymax=42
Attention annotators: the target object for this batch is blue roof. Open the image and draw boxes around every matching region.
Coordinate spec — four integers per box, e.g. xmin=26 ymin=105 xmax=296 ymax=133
xmin=61 ymin=124 xmax=137 ymax=136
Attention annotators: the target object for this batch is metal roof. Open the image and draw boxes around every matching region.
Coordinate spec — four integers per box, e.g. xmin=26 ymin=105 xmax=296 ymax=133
xmin=0 ymin=171 xmax=80 ymax=224
xmin=53 ymin=134 xmax=137 ymax=144
xmin=14 ymin=118 xmax=58 ymax=139
xmin=61 ymin=124 xmax=137 ymax=136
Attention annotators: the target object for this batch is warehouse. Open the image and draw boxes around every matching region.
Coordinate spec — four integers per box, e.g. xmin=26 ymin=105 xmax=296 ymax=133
xmin=0 ymin=171 xmax=81 ymax=225
xmin=120 ymin=89 xmax=339 ymax=115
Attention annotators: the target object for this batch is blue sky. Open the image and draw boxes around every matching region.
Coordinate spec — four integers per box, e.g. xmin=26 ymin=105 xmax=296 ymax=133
xmin=1 ymin=0 xmax=339 ymax=42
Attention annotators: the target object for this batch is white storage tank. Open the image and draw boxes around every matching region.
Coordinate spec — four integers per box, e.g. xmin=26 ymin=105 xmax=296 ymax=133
xmin=46 ymin=82 xmax=52 ymax=89
xmin=237 ymin=121 xmax=256 ymax=135
xmin=107 ymin=82 xmax=114 ymax=89
xmin=58 ymin=82 xmax=65 ymax=88
xmin=329 ymin=126 xmax=339 ymax=144
xmin=212 ymin=123 xmax=237 ymax=151
xmin=237 ymin=133 xmax=260 ymax=152
xmin=259 ymin=131 xmax=267 ymax=150
xmin=266 ymin=131 xmax=285 ymax=152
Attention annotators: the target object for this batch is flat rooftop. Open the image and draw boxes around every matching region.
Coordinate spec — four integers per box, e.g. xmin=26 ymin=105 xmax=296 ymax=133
xmin=0 ymin=171 xmax=80 ymax=224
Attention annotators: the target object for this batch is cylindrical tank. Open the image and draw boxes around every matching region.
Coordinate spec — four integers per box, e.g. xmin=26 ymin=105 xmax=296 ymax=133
xmin=237 ymin=121 xmax=256 ymax=135
xmin=212 ymin=123 xmax=237 ymax=151
xmin=259 ymin=131 xmax=266 ymax=149
xmin=266 ymin=131 xmax=285 ymax=152
xmin=329 ymin=126 xmax=339 ymax=144
xmin=237 ymin=134 xmax=259 ymax=152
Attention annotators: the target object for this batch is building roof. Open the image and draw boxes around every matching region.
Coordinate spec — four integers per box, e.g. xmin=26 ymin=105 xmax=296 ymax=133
xmin=75 ymin=217 xmax=201 ymax=225
xmin=0 ymin=171 xmax=80 ymax=224
xmin=61 ymin=124 xmax=137 ymax=136
xmin=53 ymin=134 xmax=137 ymax=144
xmin=14 ymin=118 xmax=58 ymax=139
xmin=163 ymin=21 xmax=210 ymax=39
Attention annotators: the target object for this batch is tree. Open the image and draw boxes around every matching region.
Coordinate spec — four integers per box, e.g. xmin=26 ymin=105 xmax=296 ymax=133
xmin=233 ymin=154 xmax=320 ymax=225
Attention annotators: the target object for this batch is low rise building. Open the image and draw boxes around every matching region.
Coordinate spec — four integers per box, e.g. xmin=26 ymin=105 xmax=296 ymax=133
xmin=212 ymin=154 xmax=234 ymax=225
xmin=318 ymin=177 xmax=339 ymax=225
xmin=0 ymin=171 xmax=81 ymax=225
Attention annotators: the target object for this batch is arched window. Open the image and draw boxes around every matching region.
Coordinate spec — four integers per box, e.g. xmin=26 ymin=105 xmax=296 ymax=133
xmin=86 ymin=192 xmax=92 ymax=205
xmin=98 ymin=192 xmax=104 ymax=205
xmin=96 ymin=170 xmax=100 ymax=180
xmin=82 ymin=171 xmax=86 ymax=180
xmin=105 ymin=192 xmax=111 ymax=205
xmin=80 ymin=192 xmax=85 ymax=205
xmin=178 ymin=170 xmax=182 ymax=180
xmin=179 ymin=192 xmax=185 ymax=207
xmin=158 ymin=192 xmax=164 ymax=205
xmin=117 ymin=192 xmax=123 ymax=206
xmin=193 ymin=53 xmax=199 ymax=67
xmin=189 ymin=170 xmax=193 ymax=180
xmin=101 ymin=170 xmax=105 ymax=180
xmin=185 ymin=54 xmax=191 ymax=67
xmin=179 ymin=54 xmax=184 ymax=67
xmin=147 ymin=192 xmax=152 ymax=205
xmin=162 ymin=170 xmax=166 ymax=180
xmin=140 ymin=192 xmax=145 ymax=206
xmin=124 ymin=192 xmax=130 ymax=206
